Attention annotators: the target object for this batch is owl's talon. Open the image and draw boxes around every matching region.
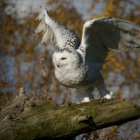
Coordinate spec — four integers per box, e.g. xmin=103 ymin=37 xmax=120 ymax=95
xmin=100 ymin=91 xmax=115 ymax=102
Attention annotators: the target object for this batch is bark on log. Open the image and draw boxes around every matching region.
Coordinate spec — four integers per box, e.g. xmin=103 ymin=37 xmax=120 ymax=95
xmin=0 ymin=94 xmax=140 ymax=140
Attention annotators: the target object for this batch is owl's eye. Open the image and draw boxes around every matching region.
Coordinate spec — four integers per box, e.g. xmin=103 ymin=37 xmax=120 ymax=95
xmin=61 ymin=57 xmax=67 ymax=60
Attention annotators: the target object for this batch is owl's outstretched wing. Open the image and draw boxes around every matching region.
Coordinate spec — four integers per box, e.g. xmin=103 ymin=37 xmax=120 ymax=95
xmin=35 ymin=6 xmax=80 ymax=49
xmin=80 ymin=17 xmax=140 ymax=63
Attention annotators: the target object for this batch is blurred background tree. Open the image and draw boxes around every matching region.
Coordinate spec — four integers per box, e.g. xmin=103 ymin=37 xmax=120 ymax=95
xmin=0 ymin=0 xmax=140 ymax=139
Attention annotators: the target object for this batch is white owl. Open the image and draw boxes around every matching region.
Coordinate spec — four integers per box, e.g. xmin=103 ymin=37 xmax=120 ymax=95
xmin=35 ymin=7 xmax=140 ymax=102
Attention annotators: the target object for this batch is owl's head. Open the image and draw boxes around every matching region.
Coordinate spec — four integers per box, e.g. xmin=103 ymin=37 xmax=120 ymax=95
xmin=52 ymin=47 xmax=82 ymax=70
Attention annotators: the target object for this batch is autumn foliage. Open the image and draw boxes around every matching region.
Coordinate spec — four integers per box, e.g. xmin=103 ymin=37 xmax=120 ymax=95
xmin=0 ymin=0 xmax=140 ymax=139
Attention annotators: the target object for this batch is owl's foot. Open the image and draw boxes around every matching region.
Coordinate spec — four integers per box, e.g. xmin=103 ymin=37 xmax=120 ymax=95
xmin=102 ymin=91 xmax=114 ymax=99
xmin=98 ymin=86 xmax=115 ymax=102
xmin=81 ymin=97 xmax=93 ymax=103
xmin=76 ymin=97 xmax=93 ymax=104
xmin=99 ymin=91 xmax=115 ymax=102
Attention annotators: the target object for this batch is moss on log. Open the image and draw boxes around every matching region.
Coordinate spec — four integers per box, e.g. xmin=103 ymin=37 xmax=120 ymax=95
xmin=0 ymin=94 xmax=140 ymax=140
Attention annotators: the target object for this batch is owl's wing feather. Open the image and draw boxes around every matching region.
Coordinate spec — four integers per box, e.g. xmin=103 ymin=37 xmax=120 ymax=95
xmin=35 ymin=6 xmax=80 ymax=49
xmin=35 ymin=7 xmax=55 ymax=44
xmin=80 ymin=17 xmax=140 ymax=63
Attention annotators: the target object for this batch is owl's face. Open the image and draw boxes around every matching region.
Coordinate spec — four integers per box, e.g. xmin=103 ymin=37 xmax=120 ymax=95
xmin=52 ymin=48 xmax=82 ymax=70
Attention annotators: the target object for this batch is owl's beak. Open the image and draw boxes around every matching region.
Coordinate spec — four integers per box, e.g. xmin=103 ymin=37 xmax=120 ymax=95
xmin=57 ymin=64 xmax=60 ymax=68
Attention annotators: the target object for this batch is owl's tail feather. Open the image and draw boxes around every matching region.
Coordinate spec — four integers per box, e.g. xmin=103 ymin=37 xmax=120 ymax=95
xmin=35 ymin=6 xmax=55 ymax=44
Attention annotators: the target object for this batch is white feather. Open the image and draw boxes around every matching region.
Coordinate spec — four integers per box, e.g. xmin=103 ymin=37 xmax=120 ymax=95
xmin=35 ymin=6 xmax=55 ymax=44
xmin=36 ymin=6 xmax=47 ymax=21
xmin=35 ymin=21 xmax=46 ymax=33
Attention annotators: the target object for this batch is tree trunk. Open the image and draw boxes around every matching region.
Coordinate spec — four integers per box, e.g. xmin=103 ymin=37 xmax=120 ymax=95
xmin=0 ymin=93 xmax=140 ymax=140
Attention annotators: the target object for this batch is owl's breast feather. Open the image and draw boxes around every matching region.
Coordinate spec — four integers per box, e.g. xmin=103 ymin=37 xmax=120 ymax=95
xmin=54 ymin=64 xmax=103 ymax=88
xmin=54 ymin=64 xmax=87 ymax=87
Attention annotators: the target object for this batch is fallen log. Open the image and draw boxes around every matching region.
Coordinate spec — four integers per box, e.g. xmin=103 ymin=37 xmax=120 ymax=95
xmin=0 ymin=91 xmax=140 ymax=140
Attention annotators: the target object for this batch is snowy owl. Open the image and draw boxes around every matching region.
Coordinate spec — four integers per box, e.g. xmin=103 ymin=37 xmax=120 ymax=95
xmin=35 ymin=7 xmax=140 ymax=102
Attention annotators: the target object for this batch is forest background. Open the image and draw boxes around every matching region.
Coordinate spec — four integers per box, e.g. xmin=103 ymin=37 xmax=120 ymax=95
xmin=0 ymin=0 xmax=140 ymax=139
